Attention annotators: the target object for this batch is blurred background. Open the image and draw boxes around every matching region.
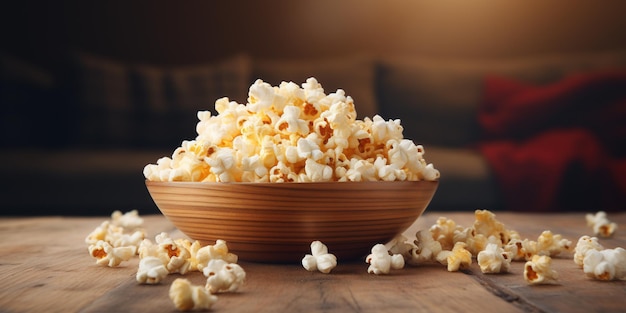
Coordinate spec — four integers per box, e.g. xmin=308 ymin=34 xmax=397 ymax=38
xmin=2 ymin=1 xmax=625 ymax=216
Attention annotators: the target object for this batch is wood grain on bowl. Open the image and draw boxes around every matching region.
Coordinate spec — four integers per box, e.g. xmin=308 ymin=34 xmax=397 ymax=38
xmin=145 ymin=180 xmax=438 ymax=263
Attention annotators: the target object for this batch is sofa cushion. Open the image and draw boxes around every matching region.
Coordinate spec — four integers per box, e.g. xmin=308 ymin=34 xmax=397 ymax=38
xmin=252 ymin=54 xmax=378 ymax=119
xmin=0 ymin=52 xmax=63 ymax=147
xmin=71 ymin=53 xmax=252 ymax=148
xmin=377 ymin=49 xmax=626 ymax=148
xmin=0 ymin=148 xmax=169 ymax=215
xmin=166 ymin=54 xmax=251 ymax=142
xmin=72 ymin=52 xmax=135 ymax=147
xmin=424 ymin=146 xmax=502 ymax=211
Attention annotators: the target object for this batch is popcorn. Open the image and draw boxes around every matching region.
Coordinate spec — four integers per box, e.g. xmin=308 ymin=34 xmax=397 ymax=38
xmin=472 ymin=209 xmax=510 ymax=246
xmin=85 ymin=210 xmax=147 ymax=259
xmin=574 ymin=234 xmax=625 ymax=281
xmin=136 ymin=256 xmax=169 ymax=284
xmin=535 ymin=230 xmax=572 ymax=257
xmin=139 ymin=233 xmax=192 ymax=274
xmin=193 ymin=239 xmax=239 ymax=271
xmin=436 ymin=242 xmax=472 ymax=272
xmin=203 ymin=259 xmax=246 ymax=293
xmin=85 ymin=221 xmax=118 ymax=245
xmin=524 ymin=255 xmax=558 ymax=285
xmin=505 ymin=238 xmax=535 ymax=261
xmin=582 ymin=247 xmax=626 ymax=281
xmin=144 ymin=78 xmax=439 ymax=184
xmin=88 ymin=240 xmax=135 ymax=267
xmin=586 ymin=211 xmax=618 ymax=237
xmin=370 ymin=115 xmax=403 ymax=143
xmin=574 ymin=235 xmax=605 ymax=267
xmin=275 ymin=105 xmax=309 ymax=135
xmin=342 ymin=158 xmax=377 ymax=182
xmin=430 ymin=216 xmax=462 ymax=251
xmin=477 ymin=243 xmax=512 ymax=274
xmin=387 ymin=235 xmax=416 ymax=261
xmin=85 ymin=221 xmax=145 ymax=252
xmin=110 ymin=209 xmax=144 ymax=230
xmin=85 ymin=211 xmax=148 ymax=267
xmin=304 ymin=158 xmax=333 ymax=182
xmin=460 ymin=228 xmax=494 ymax=257
xmin=302 ymin=241 xmax=338 ymax=274
xmin=410 ymin=230 xmax=443 ymax=264
xmin=169 ymin=278 xmax=218 ymax=311
xmin=366 ymin=244 xmax=405 ymax=275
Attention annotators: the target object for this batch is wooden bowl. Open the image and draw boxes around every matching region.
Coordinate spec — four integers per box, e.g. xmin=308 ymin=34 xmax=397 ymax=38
xmin=145 ymin=180 xmax=438 ymax=263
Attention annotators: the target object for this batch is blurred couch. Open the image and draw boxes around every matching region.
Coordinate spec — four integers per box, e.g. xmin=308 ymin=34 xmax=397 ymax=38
xmin=2 ymin=49 xmax=626 ymax=215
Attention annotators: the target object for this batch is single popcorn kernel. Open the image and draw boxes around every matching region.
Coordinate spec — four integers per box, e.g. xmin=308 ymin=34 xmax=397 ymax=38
xmin=139 ymin=232 xmax=193 ymax=274
xmin=436 ymin=242 xmax=472 ymax=272
xmin=366 ymin=243 xmax=405 ymax=275
xmin=110 ymin=209 xmax=144 ymax=230
xmin=477 ymin=243 xmax=512 ymax=274
xmin=169 ymin=278 xmax=217 ymax=311
xmin=203 ymin=259 xmax=246 ymax=293
xmin=430 ymin=216 xmax=461 ymax=251
xmin=302 ymin=241 xmax=337 ymax=274
xmin=582 ymin=247 xmax=626 ymax=281
xmin=411 ymin=229 xmax=443 ymax=264
xmin=524 ymin=255 xmax=558 ymax=285
xmin=586 ymin=211 xmax=618 ymax=237
xmin=136 ymin=256 xmax=169 ymax=285
xmin=88 ymin=240 xmax=135 ymax=267
xmin=574 ymin=235 xmax=605 ymax=267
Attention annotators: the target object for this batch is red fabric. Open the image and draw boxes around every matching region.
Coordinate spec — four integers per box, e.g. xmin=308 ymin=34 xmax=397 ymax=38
xmin=478 ymin=70 xmax=626 ymax=212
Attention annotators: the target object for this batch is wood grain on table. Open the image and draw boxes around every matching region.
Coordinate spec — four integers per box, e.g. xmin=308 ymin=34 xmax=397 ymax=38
xmin=1 ymin=212 xmax=625 ymax=313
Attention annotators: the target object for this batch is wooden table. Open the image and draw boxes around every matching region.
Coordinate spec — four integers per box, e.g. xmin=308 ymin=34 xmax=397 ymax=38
xmin=1 ymin=211 xmax=625 ymax=313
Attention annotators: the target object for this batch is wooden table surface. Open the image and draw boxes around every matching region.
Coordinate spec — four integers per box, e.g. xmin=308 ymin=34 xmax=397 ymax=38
xmin=1 ymin=211 xmax=625 ymax=313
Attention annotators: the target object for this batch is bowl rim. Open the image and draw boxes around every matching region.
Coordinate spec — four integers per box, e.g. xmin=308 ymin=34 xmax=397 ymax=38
xmin=145 ymin=180 xmax=439 ymax=187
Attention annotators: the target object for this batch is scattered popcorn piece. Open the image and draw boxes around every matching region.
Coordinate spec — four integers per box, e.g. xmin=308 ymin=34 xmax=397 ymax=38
xmin=436 ymin=242 xmax=472 ymax=272
xmin=387 ymin=235 xmax=415 ymax=261
xmin=524 ymin=255 xmax=558 ymax=285
xmin=472 ymin=209 xmax=510 ymax=246
xmin=136 ymin=256 xmax=170 ymax=284
xmin=535 ymin=230 xmax=572 ymax=257
xmin=169 ymin=278 xmax=218 ymax=311
xmin=158 ymin=233 xmax=193 ymax=274
xmin=574 ymin=235 xmax=605 ymax=267
xmin=139 ymin=232 xmax=193 ymax=274
xmin=203 ymin=259 xmax=246 ymax=293
xmin=477 ymin=243 xmax=512 ymax=274
xmin=366 ymin=244 xmax=405 ymax=275
xmin=460 ymin=228 xmax=495 ymax=257
xmin=111 ymin=209 xmax=144 ymax=230
xmin=582 ymin=247 xmax=626 ymax=281
xmin=302 ymin=241 xmax=337 ymax=274
xmin=430 ymin=216 xmax=462 ymax=251
xmin=85 ymin=221 xmax=117 ymax=245
xmin=109 ymin=230 xmax=145 ymax=253
xmin=586 ymin=211 xmax=618 ymax=237
xmin=88 ymin=240 xmax=135 ymax=267
xmin=85 ymin=212 xmax=146 ymax=256
xmin=410 ymin=230 xmax=442 ymax=264
xmin=505 ymin=238 xmax=532 ymax=261
xmin=175 ymin=239 xmax=204 ymax=272
xmin=194 ymin=239 xmax=239 ymax=271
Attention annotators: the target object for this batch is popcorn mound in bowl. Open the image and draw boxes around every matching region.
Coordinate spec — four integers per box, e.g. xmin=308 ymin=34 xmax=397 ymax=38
xmin=144 ymin=77 xmax=439 ymax=183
